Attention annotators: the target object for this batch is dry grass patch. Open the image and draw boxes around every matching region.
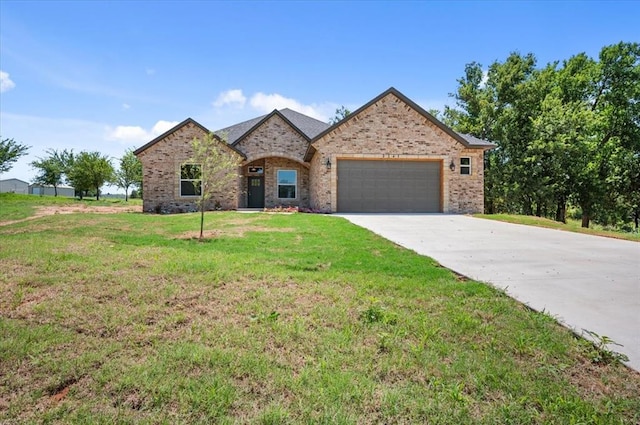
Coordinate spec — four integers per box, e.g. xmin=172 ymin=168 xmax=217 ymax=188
xmin=0 ymin=204 xmax=141 ymax=227
xmin=176 ymin=226 xmax=295 ymax=240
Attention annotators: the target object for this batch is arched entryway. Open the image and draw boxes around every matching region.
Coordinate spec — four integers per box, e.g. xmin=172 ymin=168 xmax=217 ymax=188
xmin=241 ymin=157 xmax=310 ymax=209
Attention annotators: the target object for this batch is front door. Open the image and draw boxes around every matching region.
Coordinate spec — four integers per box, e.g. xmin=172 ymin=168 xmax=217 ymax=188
xmin=247 ymin=176 xmax=264 ymax=208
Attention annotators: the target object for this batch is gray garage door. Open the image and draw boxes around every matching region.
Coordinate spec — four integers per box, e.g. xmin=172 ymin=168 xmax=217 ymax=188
xmin=337 ymin=160 xmax=442 ymax=213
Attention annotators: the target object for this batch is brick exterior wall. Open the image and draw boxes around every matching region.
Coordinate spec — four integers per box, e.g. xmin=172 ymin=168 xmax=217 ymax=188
xmin=240 ymin=158 xmax=310 ymax=208
xmin=137 ymin=92 xmax=488 ymax=215
xmin=234 ymin=114 xmax=309 ymax=164
xmin=137 ymin=122 xmax=242 ymax=213
xmin=309 ymin=93 xmax=486 ymax=213
xmin=235 ymin=114 xmax=311 ymax=209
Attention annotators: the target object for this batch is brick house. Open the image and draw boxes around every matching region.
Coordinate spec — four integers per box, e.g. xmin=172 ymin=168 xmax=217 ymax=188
xmin=134 ymin=87 xmax=494 ymax=214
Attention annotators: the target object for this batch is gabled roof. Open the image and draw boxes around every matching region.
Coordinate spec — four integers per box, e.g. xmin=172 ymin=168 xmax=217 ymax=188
xmin=456 ymin=133 xmax=496 ymax=148
xmin=0 ymin=178 xmax=29 ymax=185
xmin=309 ymin=87 xmax=496 ymax=149
xmin=279 ymin=108 xmax=331 ymax=139
xmin=216 ymin=108 xmax=330 ymax=146
xmin=133 ymin=118 xmax=246 ymax=158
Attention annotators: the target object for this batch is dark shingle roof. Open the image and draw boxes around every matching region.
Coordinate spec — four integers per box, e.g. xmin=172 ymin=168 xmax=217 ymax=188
xmin=215 ymin=115 xmax=266 ymax=144
xmin=216 ymin=108 xmax=330 ymax=144
xmin=456 ymin=133 xmax=496 ymax=148
xmin=279 ymin=108 xmax=331 ymax=139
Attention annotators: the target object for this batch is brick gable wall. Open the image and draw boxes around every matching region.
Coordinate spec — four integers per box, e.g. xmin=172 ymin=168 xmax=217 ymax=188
xmin=309 ymin=93 xmax=485 ymax=213
xmin=137 ymin=122 xmax=241 ymax=213
xmin=234 ymin=114 xmax=309 ymax=164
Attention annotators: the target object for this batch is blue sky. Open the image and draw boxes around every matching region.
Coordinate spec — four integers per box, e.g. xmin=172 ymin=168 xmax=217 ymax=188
xmin=1 ymin=0 xmax=638 ymax=190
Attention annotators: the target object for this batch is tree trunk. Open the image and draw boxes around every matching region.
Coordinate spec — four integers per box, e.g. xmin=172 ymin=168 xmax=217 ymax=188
xmin=523 ymin=200 xmax=533 ymax=216
xmin=634 ymin=209 xmax=639 ymax=231
xmin=54 ymin=185 xmax=58 ymax=197
xmin=555 ymin=199 xmax=566 ymax=223
xmin=581 ymin=212 xmax=590 ymax=228
xmin=200 ymin=208 xmax=205 ymax=240
xmin=125 ymin=185 xmax=129 ymax=202
xmin=486 ymin=201 xmax=495 ymax=215
xmin=96 ymin=187 xmax=100 ymax=201
xmin=535 ymin=202 xmax=542 ymax=217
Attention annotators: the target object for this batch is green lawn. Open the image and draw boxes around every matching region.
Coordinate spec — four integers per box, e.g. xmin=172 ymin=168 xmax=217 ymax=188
xmin=1 ymin=199 xmax=639 ymax=423
xmin=475 ymin=213 xmax=640 ymax=242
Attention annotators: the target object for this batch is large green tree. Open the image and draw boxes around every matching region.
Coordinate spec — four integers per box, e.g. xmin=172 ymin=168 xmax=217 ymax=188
xmin=30 ymin=157 xmax=63 ymax=196
xmin=113 ymin=149 xmax=142 ymax=201
xmin=30 ymin=149 xmax=74 ymax=196
xmin=444 ymin=42 xmax=639 ymax=229
xmin=67 ymin=151 xmax=114 ymax=200
xmin=0 ymin=138 xmax=29 ymax=174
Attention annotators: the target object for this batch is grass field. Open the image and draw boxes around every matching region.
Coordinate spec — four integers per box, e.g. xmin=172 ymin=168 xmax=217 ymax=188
xmin=475 ymin=214 xmax=640 ymax=242
xmin=1 ymin=195 xmax=639 ymax=423
xmin=0 ymin=193 xmax=142 ymax=222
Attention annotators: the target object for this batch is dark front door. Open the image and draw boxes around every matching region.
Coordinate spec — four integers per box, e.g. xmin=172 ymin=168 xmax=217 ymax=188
xmin=247 ymin=176 xmax=264 ymax=208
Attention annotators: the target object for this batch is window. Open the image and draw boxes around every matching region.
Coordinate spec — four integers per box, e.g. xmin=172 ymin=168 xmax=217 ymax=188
xmin=180 ymin=164 xmax=201 ymax=196
xmin=460 ymin=157 xmax=471 ymax=175
xmin=277 ymin=170 xmax=297 ymax=199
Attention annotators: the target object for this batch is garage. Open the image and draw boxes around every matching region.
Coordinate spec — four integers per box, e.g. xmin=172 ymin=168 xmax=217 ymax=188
xmin=337 ymin=159 xmax=442 ymax=213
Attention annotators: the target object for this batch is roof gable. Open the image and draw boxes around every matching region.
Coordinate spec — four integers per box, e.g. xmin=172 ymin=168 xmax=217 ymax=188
xmin=133 ymin=118 xmax=245 ymax=158
xmin=229 ymin=109 xmax=314 ymax=147
xmin=0 ymin=178 xmax=29 ymax=185
xmin=217 ymin=108 xmax=330 ymax=145
xmin=310 ymin=87 xmax=494 ymax=149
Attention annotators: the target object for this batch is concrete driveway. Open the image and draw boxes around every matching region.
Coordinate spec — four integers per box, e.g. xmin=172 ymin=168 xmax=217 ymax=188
xmin=338 ymin=214 xmax=640 ymax=371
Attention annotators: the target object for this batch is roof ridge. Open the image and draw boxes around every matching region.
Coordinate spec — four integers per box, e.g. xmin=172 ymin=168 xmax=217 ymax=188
xmin=309 ymin=87 xmax=493 ymax=149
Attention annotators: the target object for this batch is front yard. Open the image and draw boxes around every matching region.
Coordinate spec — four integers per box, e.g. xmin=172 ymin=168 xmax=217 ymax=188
xmin=1 ymin=197 xmax=638 ymax=423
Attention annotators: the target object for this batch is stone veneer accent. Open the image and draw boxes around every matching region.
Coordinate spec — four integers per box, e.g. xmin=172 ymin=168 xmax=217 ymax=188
xmin=309 ymin=93 xmax=485 ymax=213
xmin=136 ymin=122 xmax=242 ymax=213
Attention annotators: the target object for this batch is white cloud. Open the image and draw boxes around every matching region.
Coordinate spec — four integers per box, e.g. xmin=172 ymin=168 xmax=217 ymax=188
xmin=122 ymin=103 xmax=131 ymax=110
xmin=106 ymin=120 xmax=180 ymax=143
xmin=0 ymin=70 xmax=16 ymax=93
xmin=249 ymin=92 xmax=327 ymax=121
xmin=107 ymin=125 xmax=148 ymax=142
xmin=210 ymin=88 xmax=335 ymax=122
xmin=146 ymin=68 xmax=156 ymax=76
xmin=213 ymin=89 xmax=246 ymax=108
xmin=151 ymin=120 xmax=179 ymax=135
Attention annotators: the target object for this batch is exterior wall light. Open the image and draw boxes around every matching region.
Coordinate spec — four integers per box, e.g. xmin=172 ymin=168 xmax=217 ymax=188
xmin=449 ymin=159 xmax=455 ymax=171
xmin=326 ymin=157 xmax=332 ymax=170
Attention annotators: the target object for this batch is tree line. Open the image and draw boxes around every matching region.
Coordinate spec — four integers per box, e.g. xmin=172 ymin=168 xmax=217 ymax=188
xmin=442 ymin=42 xmax=639 ymax=230
xmin=0 ymin=138 xmax=142 ymax=201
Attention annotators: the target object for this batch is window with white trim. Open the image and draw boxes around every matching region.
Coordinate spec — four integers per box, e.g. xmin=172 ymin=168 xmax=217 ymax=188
xmin=460 ymin=157 xmax=471 ymax=175
xmin=277 ymin=169 xmax=297 ymax=199
xmin=180 ymin=164 xmax=202 ymax=196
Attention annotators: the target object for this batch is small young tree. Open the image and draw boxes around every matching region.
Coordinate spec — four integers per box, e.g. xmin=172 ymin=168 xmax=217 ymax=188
xmin=114 ymin=149 xmax=142 ymax=201
xmin=0 ymin=138 xmax=29 ymax=173
xmin=189 ymin=133 xmax=242 ymax=240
